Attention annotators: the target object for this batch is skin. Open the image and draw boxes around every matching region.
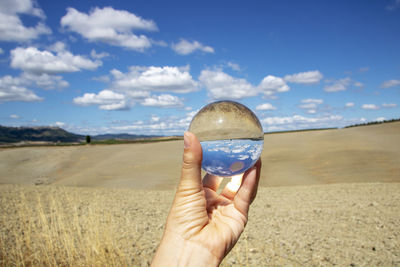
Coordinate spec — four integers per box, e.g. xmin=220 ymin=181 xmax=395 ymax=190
xmin=152 ymin=131 xmax=262 ymax=266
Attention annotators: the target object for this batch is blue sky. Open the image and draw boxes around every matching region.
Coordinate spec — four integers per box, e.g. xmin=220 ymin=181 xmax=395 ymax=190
xmin=0 ymin=0 xmax=399 ymax=135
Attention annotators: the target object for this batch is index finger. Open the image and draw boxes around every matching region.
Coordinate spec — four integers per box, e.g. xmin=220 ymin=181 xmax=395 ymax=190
xmin=202 ymin=173 xmax=223 ymax=192
xmin=233 ymin=159 xmax=262 ymax=217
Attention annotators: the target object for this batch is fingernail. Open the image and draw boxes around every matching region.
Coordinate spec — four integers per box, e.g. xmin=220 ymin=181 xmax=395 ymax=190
xmin=184 ymin=132 xmax=191 ymax=149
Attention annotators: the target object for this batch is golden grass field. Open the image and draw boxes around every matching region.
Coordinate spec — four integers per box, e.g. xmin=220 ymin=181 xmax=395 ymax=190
xmin=1 ymin=122 xmax=400 ymax=266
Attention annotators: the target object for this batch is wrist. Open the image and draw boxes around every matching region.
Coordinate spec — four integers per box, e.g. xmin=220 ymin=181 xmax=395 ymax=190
xmin=151 ymin=231 xmax=221 ymax=267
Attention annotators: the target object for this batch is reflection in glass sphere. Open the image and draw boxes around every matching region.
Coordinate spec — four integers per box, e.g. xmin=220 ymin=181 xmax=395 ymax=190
xmin=189 ymin=101 xmax=264 ymax=177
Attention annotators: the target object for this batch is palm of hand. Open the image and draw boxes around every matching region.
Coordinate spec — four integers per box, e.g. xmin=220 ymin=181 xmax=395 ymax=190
xmin=201 ymin=185 xmax=248 ymax=258
xmin=152 ymin=132 xmax=261 ymax=266
xmin=166 ymin=172 xmax=257 ymax=261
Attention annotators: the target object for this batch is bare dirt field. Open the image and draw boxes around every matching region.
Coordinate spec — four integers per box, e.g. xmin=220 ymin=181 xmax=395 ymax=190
xmin=1 ymin=122 xmax=399 ymax=189
xmin=1 ymin=122 xmax=399 ymax=266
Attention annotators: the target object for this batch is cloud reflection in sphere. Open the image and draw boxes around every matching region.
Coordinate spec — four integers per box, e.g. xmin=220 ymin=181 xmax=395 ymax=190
xmin=189 ymin=101 xmax=264 ymax=177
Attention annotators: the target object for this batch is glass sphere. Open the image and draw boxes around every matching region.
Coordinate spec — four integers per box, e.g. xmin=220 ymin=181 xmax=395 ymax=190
xmin=189 ymin=100 xmax=264 ymax=177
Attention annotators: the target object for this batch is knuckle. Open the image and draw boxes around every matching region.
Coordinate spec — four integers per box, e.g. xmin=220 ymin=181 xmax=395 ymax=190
xmin=181 ymin=160 xmax=193 ymax=170
xmin=183 ymin=151 xmax=199 ymax=165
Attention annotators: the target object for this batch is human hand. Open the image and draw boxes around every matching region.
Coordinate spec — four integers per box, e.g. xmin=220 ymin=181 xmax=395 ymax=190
xmin=152 ymin=131 xmax=262 ymax=266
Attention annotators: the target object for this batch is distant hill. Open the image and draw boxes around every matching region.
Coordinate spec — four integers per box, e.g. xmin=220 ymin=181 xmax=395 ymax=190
xmin=92 ymin=133 xmax=161 ymax=141
xmin=0 ymin=126 xmax=163 ymax=144
xmin=3 ymin=118 xmax=399 ymax=144
xmin=0 ymin=126 xmax=84 ymax=143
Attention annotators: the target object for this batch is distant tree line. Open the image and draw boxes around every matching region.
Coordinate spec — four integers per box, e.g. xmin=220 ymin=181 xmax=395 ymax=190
xmin=344 ymin=118 xmax=400 ymax=128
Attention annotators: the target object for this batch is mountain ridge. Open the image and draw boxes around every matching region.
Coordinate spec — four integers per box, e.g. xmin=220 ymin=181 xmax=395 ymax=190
xmin=0 ymin=125 xmax=84 ymax=143
xmin=0 ymin=125 xmax=163 ymax=143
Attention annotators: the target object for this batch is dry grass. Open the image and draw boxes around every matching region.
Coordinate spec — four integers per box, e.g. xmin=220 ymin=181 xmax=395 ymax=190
xmin=1 ymin=183 xmax=400 ymax=266
xmin=1 ymin=123 xmax=399 ymax=266
xmin=1 ymin=187 xmax=126 ymax=266
xmin=0 ymin=185 xmax=172 ymax=266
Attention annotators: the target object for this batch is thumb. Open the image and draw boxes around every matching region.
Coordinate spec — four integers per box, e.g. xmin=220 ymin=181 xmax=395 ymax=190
xmin=179 ymin=131 xmax=203 ymax=192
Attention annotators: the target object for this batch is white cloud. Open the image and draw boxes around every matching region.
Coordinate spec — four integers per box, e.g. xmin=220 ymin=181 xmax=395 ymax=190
xmin=258 ymin=75 xmax=289 ymax=96
xmin=199 ymin=69 xmax=256 ymax=100
xmin=151 ymin=115 xmax=160 ymax=122
xmin=61 ymin=7 xmax=157 ymax=51
xmin=112 ymin=122 xmax=169 ymax=133
xmin=0 ymin=71 xmax=67 ymax=105
xmin=302 ymin=98 xmax=323 ymax=104
xmin=92 ymin=75 xmax=110 ymax=83
xmin=0 ymin=0 xmax=45 ymax=18
xmin=345 ymin=102 xmax=355 ymax=108
xmin=0 ymin=0 xmax=51 ymax=42
xmin=111 ymin=66 xmax=198 ymax=94
xmin=261 ymin=114 xmax=344 ymax=132
xmin=374 ymin=117 xmax=386 ymax=122
xmin=48 ymin=41 xmax=67 ymax=53
xmin=0 ymin=75 xmax=42 ymax=102
xmin=0 ymin=48 xmax=3 ymax=54
xmin=256 ymin=103 xmax=276 ymax=110
xmin=227 ymin=62 xmax=241 ymax=71
xmin=54 ymin=121 xmax=65 ymax=127
xmin=73 ymin=90 xmax=128 ymax=110
xmin=20 ymin=72 xmax=69 ymax=90
xmin=0 ymin=14 xmax=50 ymax=42
xmin=299 ymin=103 xmax=318 ymax=109
xmin=10 ymin=114 xmax=20 ymax=119
xmin=362 ymin=104 xmax=379 ymax=110
xmin=199 ymin=70 xmax=290 ymax=100
xmin=0 ymin=71 xmax=67 ymax=92
xmin=141 ymin=94 xmax=183 ymax=107
xmin=284 ymin=70 xmax=323 ymax=84
xmin=172 ymin=39 xmax=214 ymax=55
xmin=11 ymin=46 xmax=102 ymax=74
xmin=324 ymin=77 xmax=351 ymax=92
xmin=380 ymin=79 xmax=400 ymax=89
xmin=73 ymin=88 xmax=160 ymax=111
xmin=359 ymin=67 xmax=370 ymax=73
xmin=382 ymin=103 xmax=397 ymax=108
xmin=186 ymin=110 xmax=197 ymax=120
xmin=354 ymin=81 xmax=363 ymax=87
xmin=299 ymin=99 xmax=323 ymax=114
xmin=262 ymin=114 xmax=343 ymax=127
xmin=110 ymin=111 xmax=196 ymax=135
xmin=152 ymin=40 xmax=168 ymax=47
xmin=124 ymin=90 xmax=151 ymax=99
xmin=90 ymin=49 xmax=110 ymax=59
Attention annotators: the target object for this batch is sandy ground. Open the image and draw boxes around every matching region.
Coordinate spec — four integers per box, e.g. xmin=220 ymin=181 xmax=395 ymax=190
xmin=1 ymin=183 xmax=399 ymax=266
xmin=0 ymin=122 xmax=400 ymax=265
xmin=0 ymin=122 xmax=399 ymax=188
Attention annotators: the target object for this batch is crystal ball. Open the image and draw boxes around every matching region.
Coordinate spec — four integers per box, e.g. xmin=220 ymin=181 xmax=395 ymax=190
xmin=189 ymin=100 xmax=264 ymax=177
